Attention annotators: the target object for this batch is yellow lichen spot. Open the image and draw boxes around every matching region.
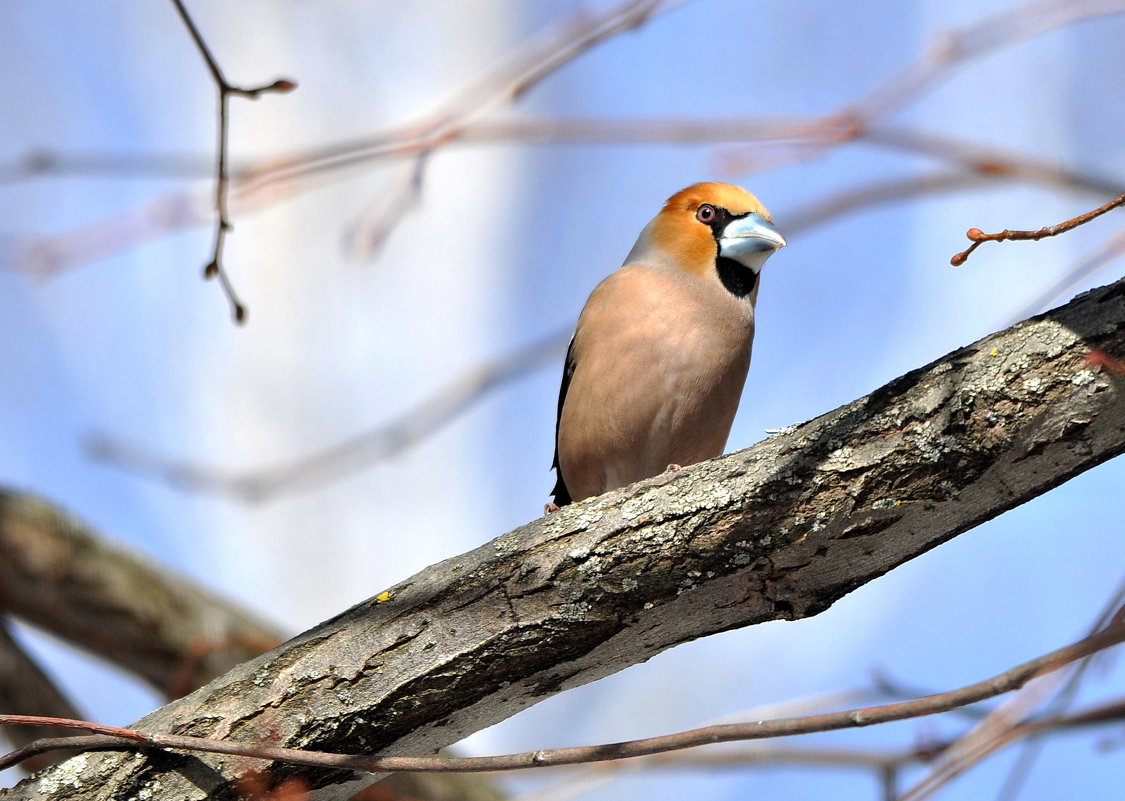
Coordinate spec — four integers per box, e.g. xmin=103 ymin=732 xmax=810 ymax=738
xmin=375 ymin=591 xmax=392 ymax=603
xmin=989 ymin=347 xmax=1000 ymax=357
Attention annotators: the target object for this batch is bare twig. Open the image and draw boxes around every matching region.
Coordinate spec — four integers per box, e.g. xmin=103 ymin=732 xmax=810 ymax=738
xmin=951 ymin=192 xmax=1125 ymax=266
xmin=992 ymin=575 xmax=1125 ymax=801
xmin=1 ymin=615 xmax=1122 ymax=776
xmin=1 ymin=0 xmax=683 ymax=280
xmin=344 ymin=154 xmax=430 ymax=261
xmin=0 ymin=150 xmax=213 ymax=183
xmin=892 ymin=698 xmax=1125 ymax=801
xmin=168 ymin=0 xmax=296 ymax=324
xmin=717 ymin=0 xmax=1125 ymax=172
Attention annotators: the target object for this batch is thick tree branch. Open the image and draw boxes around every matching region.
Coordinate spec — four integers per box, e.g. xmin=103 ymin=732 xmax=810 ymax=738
xmin=5 ymin=276 xmax=1125 ymax=801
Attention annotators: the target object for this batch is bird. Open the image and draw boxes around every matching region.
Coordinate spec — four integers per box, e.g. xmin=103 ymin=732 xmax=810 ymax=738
xmin=549 ymin=181 xmax=785 ymax=509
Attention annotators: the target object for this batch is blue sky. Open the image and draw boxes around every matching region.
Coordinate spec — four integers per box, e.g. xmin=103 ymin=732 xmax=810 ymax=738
xmin=2 ymin=1 xmax=1123 ymax=799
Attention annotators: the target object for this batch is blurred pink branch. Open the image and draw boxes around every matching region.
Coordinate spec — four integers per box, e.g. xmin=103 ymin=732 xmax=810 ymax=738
xmin=87 ymin=330 xmax=567 ymax=502
xmin=5 ymin=0 xmax=1123 ymax=278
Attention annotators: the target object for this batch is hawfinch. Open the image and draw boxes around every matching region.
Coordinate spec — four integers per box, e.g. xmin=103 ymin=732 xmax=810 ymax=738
xmin=549 ymin=182 xmax=785 ymax=507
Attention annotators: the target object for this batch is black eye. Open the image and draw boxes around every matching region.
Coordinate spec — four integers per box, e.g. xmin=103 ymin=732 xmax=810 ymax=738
xmin=696 ymin=204 xmax=716 ymax=223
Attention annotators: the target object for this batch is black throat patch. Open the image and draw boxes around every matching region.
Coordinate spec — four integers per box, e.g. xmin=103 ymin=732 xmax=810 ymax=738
xmin=716 ymin=256 xmax=758 ymax=298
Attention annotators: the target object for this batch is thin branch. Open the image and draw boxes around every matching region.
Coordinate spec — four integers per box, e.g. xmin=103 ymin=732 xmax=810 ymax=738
xmin=951 ymin=192 xmax=1125 ymax=266
xmin=894 ymin=698 xmax=1125 ymax=801
xmin=344 ymin=154 xmax=430 ymax=261
xmin=88 ymin=330 xmax=567 ymax=502
xmin=869 ymin=667 xmax=996 ymax=720
xmin=0 ymin=150 xmax=213 ymax=183
xmin=716 ymin=0 xmax=1125 ymax=172
xmin=168 ymin=0 xmax=296 ymax=324
xmin=0 ymin=615 xmax=1121 ymax=776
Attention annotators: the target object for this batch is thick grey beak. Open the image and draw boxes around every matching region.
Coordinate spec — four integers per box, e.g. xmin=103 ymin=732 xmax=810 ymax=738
xmin=718 ymin=212 xmax=786 ymax=271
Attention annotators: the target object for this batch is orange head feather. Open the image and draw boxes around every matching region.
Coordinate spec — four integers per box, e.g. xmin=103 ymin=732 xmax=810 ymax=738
xmin=628 ymin=182 xmax=778 ymax=280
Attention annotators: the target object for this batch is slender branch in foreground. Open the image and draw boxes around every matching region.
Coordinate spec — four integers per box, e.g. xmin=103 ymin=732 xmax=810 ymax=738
xmin=991 ymin=573 xmax=1125 ymax=801
xmin=532 ymin=697 xmax=1125 ymax=800
xmin=1 ymin=613 xmax=1121 ymax=775
xmin=168 ymin=0 xmax=295 ymax=324
xmin=951 ymin=192 xmax=1125 ymax=266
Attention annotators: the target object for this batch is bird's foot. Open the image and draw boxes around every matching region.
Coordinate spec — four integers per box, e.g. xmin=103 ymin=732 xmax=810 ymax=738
xmin=544 ymin=502 xmax=561 ymax=515
xmin=664 ymin=463 xmax=683 ymax=473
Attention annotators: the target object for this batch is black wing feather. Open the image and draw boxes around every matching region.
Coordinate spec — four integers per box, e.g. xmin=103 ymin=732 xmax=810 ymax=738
xmin=549 ymin=338 xmax=577 ymax=506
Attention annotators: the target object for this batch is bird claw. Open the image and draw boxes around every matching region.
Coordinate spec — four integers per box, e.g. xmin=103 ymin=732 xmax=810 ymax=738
xmin=544 ymin=502 xmax=561 ymax=515
xmin=664 ymin=463 xmax=683 ymax=473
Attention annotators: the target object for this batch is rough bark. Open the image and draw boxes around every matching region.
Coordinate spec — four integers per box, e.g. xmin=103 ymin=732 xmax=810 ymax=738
xmin=4 ymin=277 xmax=1125 ymax=801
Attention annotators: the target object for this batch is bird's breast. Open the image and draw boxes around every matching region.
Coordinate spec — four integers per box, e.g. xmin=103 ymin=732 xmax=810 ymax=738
xmin=558 ymin=265 xmax=755 ymax=500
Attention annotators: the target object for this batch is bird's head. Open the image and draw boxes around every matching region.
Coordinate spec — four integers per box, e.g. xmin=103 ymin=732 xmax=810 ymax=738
xmin=625 ymin=181 xmax=786 ymax=298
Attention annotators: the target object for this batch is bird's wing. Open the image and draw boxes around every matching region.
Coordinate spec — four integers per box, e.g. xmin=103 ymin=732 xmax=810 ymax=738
xmin=550 ymin=336 xmax=577 ymax=506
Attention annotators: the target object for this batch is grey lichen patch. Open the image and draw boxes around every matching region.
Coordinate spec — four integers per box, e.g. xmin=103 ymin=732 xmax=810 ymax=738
xmin=133 ymin=781 xmax=162 ymax=801
xmin=906 ymin=421 xmax=958 ymax=462
xmin=1021 ymin=376 xmax=1046 ymax=395
xmin=540 ymin=504 xmax=602 ymax=538
xmin=701 ymin=484 xmax=733 ymax=509
xmin=555 ymin=579 xmax=588 ymax=602
xmin=1027 ymin=319 xmax=1081 ymax=357
xmin=727 ymin=534 xmax=770 ymax=566
xmin=1072 ymin=369 xmax=1097 ymax=387
xmin=574 ymin=554 xmax=608 ymax=578
xmin=35 ymin=753 xmax=93 ymax=794
xmin=619 ymin=494 xmax=657 ymax=521
xmin=555 ymin=601 xmax=592 ymax=620
xmin=567 ymin=543 xmax=591 ymax=561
